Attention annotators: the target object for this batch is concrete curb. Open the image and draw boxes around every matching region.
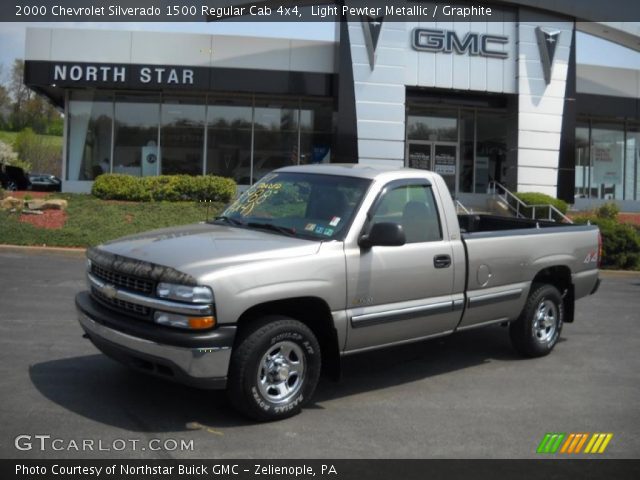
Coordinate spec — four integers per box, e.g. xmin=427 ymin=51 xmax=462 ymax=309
xmin=0 ymin=244 xmax=86 ymax=256
xmin=600 ymin=269 xmax=640 ymax=278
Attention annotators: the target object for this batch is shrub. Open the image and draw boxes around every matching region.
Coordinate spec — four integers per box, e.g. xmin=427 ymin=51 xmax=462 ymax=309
xmin=573 ymin=215 xmax=640 ymax=270
xmin=596 ymin=201 xmax=620 ymax=220
xmin=92 ymin=174 xmax=236 ymax=203
xmin=514 ymin=192 xmax=569 ymax=219
xmin=91 ymin=174 xmax=150 ymax=201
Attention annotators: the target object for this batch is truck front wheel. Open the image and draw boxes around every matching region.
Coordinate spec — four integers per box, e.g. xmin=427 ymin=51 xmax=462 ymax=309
xmin=510 ymin=283 xmax=564 ymax=357
xmin=227 ymin=316 xmax=321 ymax=421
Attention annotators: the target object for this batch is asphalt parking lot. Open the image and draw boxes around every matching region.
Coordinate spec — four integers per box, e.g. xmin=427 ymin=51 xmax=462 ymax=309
xmin=0 ymin=247 xmax=638 ymax=459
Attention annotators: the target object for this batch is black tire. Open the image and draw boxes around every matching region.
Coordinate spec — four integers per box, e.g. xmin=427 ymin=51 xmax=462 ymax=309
xmin=227 ymin=316 xmax=321 ymax=421
xmin=6 ymin=181 xmax=17 ymax=192
xmin=510 ymin=283 xmax=564 ymax=357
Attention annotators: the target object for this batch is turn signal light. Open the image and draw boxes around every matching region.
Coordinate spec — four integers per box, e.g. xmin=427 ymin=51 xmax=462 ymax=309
xmin=188 ymin=316 xmax=216 ymax=330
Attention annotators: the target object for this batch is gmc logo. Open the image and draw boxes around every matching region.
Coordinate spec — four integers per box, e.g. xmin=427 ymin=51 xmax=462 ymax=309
xmin=412 ymin=28 xmax=509 ymax=59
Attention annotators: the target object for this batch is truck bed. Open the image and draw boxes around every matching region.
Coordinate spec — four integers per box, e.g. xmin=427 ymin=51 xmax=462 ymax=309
xmin=458 ymin=214 xmax=574 ymax=233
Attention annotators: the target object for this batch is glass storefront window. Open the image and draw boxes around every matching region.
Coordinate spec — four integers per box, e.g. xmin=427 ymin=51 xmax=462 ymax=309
xmin=299 ymin=100 xmax=333 ymax=166
xmin=626 ymin=126 xmax=638 ymax=201
xmin=460 ymin=110 xmax=474 ymax=193
xmin=574 ymin=121 xmax=640 ymax=201
xmin=67 ymin=91 xmax=113 ymax=181
xmin=206 ymin=99 xmax=253 ymax=180
xmin=252 ymin=99 xmax=299 ymax=184
xmin=476 ymin=112 xmax=508 ymax=191
xmin=407 ymin=108 xmax=457 ymax=142
xmin=160 ymin=97 xmax=205 ymax=176
xmin=114 ymin=94 xmax=160 ymax=177
xmin=591 ymin=124 xmax=625 ymax=200
xmin=574 ymin=124 xmax=591 ymax=198
xmin=64 ymin=92 xmax=336 ymax=186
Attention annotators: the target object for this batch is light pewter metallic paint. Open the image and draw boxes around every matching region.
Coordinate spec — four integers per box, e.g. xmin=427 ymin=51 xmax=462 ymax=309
xmin=80 ymin=164 xmax=600 ymax=382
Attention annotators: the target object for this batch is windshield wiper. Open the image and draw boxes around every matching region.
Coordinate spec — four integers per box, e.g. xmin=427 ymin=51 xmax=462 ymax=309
xmin=246 ymin=222 xmax=297 ymax=237
xmin=211 ymin=215 xmax=245 ymax=226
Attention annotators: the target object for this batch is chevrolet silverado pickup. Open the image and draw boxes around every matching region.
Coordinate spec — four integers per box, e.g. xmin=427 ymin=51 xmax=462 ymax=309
xmin=76 ymin=165 xmax=601 ymax=420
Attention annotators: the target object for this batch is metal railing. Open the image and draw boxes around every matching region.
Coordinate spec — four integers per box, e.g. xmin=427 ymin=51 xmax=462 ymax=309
xmin=455 ymin=199 xmax=471 ymax=215
xmin=488 ymin=181 xmax=572 ymax=224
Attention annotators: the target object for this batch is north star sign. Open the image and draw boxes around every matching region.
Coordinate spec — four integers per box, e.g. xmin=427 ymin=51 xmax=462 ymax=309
xmin=412 ymin=28 xmax=509 ymax=59
xmin=52 ymin=63 xmax=195 ymax=85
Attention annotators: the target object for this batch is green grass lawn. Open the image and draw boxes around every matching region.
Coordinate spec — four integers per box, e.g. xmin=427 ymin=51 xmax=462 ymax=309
xmin=0 ymin=194 xmax=225 ymax=248
xmin=0 ymin=130 xmax=63 ymax=149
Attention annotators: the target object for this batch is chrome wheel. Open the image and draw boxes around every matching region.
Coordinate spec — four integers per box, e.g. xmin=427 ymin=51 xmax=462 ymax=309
xmin=533 ymin=299 xmax=558 ymax=342
xmin=257 ymin=341 xmax=305 ymax=404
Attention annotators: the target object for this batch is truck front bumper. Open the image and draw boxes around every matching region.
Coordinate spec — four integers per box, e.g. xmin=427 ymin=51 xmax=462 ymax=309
xmin=76 ymin=291 xmax=235 ymax=390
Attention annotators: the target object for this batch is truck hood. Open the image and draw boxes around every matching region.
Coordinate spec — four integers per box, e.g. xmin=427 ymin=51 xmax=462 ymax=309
xmin=96 ymin=223 xmax=321 ymax=278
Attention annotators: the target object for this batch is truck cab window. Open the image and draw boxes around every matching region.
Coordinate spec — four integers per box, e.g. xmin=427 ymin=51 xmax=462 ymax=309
xmin=372 ymin=184 xmax=442 ymax=243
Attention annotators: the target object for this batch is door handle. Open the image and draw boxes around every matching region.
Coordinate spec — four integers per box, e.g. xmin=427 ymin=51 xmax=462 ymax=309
xmin=433 ymin=254 xmax=451 ymax=269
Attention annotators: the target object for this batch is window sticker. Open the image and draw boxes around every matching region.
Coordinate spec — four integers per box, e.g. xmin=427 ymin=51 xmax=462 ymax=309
xmin=226 ymin=181 xmax=282 ymax=217
xmin=329 ymin=216 xmax=341 ymax=227
xmin=305 ymin=223 xmax=316 ymax=232
xmin=323 ymin=228 xmax=334 ymax=236
xmin=315 ymin=226 xmax=324 ymax=234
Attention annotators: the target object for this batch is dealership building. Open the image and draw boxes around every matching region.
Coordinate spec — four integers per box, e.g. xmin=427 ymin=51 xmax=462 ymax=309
xmin=23 ymin=3 xmax=640 ymax=208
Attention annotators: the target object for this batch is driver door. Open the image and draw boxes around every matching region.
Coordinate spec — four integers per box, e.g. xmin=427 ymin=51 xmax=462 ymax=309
xmin=344 ymin=181 xmax=461 ymax=352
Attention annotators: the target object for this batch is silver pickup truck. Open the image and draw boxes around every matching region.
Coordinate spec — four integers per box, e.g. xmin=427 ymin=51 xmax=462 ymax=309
xmin=76 ymin=165 xmax=601 ymax=420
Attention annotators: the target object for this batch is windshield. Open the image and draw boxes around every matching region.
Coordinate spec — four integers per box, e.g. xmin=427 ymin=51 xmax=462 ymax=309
xmin=215 ymin=172 xmax=371 ymax=240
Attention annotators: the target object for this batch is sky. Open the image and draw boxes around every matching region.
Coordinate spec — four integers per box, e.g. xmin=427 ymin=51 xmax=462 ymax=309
xmin=0 ymin=21 xmax=639 ymax=81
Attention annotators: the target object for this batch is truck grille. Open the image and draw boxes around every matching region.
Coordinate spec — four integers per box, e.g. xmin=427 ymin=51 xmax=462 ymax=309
xmin=92 ymin=287 xmax=151 ymax=318
xmin=91 ymin=264 xmax=154 ymax=295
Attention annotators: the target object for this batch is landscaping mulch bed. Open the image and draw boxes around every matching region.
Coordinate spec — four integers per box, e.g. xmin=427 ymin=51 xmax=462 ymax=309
xmin=18 ymin=210 xmax=67 ymax=229
xmin=10 ymin=191 xmax=50 ymax=199
xmin=618 ymin=213 xmax=640 ymax=226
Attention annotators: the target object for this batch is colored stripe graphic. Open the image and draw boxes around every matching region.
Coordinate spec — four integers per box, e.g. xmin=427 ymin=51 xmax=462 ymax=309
xmin=585 ymin=433 xmax=614 ymax=454
xmin=538 ymin=433 xmax=613 ymax=454
xmin=537 ymin=433 xmax=565 ymax=454
xmin=560 ymin=433 xmax=589 ymax=454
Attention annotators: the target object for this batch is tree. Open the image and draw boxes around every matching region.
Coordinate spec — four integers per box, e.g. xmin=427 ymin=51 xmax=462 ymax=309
xmin=7 ymin=59 xmax=62 ymax=134
xmin=15 ymin=128 xmax=60 ymax=175
xmin=0 ymin=84 xmax=10 ymax=129
xmin=8 ymin=59 xmax=32 ymax=131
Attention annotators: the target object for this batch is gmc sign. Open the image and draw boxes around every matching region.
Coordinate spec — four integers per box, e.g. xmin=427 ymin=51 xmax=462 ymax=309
xmin=412 ymin=28 xmax=509 ymax=59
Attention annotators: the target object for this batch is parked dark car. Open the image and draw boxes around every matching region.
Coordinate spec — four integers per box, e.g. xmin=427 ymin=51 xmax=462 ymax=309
xmin=28 ymin=173 xmax=62 ymax=192
xmin=0 ymin=163 xmax=31 ymax=191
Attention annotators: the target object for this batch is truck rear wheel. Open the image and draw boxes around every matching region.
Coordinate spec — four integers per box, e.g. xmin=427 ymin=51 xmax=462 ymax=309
xmin=227 ymin=316 xmax=321 ymax=421
xmin=510 ymin=283 xmax=564 ymax=357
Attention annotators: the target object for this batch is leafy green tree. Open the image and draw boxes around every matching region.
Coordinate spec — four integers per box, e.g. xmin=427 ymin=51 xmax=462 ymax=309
xmin=7 ymin=59 xmax=62 ymax=134
xmin=15 ymin=128 xmax=60 ymax=174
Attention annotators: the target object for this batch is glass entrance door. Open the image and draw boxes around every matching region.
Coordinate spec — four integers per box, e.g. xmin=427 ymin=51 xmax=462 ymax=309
xmin=433 ymin=144 xmax=457 ymax=193
xmin=407 ymin=142 xmax=432 ymax=170
xmin=407 ymin=141 xmax=457 ymax=194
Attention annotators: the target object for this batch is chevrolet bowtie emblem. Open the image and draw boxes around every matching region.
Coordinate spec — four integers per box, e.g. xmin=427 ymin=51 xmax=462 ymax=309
xmin=102 ymin=284 xmax=117 ymax=299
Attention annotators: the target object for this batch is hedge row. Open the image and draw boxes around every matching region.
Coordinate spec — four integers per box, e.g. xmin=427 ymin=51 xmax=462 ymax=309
xmin=573 ymin=202 xmax=640 ymax=270
xmin=92 ymin=174 xmax=236 ymax=202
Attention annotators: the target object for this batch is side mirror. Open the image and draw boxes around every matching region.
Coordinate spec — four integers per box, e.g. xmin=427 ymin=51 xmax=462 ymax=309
xmin=359 ymin=222 xmax=406 ymax=249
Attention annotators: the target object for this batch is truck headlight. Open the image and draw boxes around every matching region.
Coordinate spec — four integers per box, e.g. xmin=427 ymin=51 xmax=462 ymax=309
xmin=154 ymin=312 xmax=216 ymax=330
xmin=156 ymin=283 xmax=214 ymax=304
